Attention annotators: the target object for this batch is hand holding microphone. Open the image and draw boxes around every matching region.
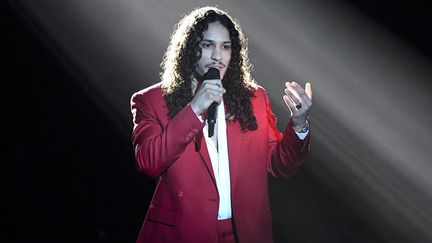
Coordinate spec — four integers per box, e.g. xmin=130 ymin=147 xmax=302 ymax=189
xmin=190 ymin=68 xmax=225 ymax=137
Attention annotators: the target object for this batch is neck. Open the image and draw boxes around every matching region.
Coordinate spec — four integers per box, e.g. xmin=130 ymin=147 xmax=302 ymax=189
xmin=191 ymin=78 xmax=200 ymax=95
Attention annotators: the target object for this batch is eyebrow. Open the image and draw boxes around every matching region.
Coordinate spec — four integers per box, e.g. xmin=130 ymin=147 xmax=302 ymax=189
xmin=201 ymin=39 xmax=232 ymax=44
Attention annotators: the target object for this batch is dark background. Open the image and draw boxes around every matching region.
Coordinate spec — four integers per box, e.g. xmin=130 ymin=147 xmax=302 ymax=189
xmin=10 ymin=0 xmax=431 ymax=242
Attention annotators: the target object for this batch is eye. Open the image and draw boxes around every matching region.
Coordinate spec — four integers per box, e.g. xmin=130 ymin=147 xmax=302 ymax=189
xmin=201 ymin=43 xmax=213 ymax=48
xmin=223 ymin=44 xmax=231 ymax=50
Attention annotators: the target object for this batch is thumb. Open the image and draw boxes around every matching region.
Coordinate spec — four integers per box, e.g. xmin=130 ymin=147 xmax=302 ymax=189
xmin=305 ymin=82 xmax=312 ymax=101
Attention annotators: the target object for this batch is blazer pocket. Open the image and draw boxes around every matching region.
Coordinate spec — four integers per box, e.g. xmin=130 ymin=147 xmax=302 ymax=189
xmin=147 ymin=205 xmax=179 ymax=226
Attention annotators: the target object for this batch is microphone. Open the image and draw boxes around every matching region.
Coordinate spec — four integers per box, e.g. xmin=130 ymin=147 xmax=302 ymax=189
xmin=204 ymin=68 xmax=220 ymax=137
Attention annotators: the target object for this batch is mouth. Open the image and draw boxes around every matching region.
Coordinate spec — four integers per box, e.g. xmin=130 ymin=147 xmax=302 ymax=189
xmin=208 ymin=64 xmax=225 ymax=70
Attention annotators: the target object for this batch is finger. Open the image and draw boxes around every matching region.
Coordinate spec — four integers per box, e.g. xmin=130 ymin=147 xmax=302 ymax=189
xmin=206 ymin=88 xmax=222 ymax=98
xmin=283 ymin=95 xmax=297 ymax=115
xmin=286 ymin=90 xmax=311 ymax=114
xmin=206 ymin=82 xmax=224 ymax=94
xmin=283 ymin=95 xmax=293 ymax=113
xmin=201 ymin=80 xmax=223 ymax=93
xmin=288 ymin=81 xmax=312 ymax=107
xmin=204 ymin=79 xmax=223 ymax=88
xmin=286 ymin=81 xmax=301 ymax=90
xmin=204 ymin=78 xmax=221 ymax=82
xmin=288 ymin=82 xmax=306 ymax=99
xmin=205 ymin=87 xmax=223 ymax=104
xmin=209 ymin=93 xmax=223 ymax=104
xmin=285 ymin=82 xmax=302 ymax=98
xmin=305 ymin=82 xmax=312 ymax=101
xmin=285 ymin=86 xmax=301 ymax=106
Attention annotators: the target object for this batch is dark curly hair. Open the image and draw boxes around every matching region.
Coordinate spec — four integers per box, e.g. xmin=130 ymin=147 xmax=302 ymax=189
xmin=161 ymin=6 xmax=258 ymax=131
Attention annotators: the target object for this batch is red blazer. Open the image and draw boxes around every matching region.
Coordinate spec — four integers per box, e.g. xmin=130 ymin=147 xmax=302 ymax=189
xmin=131 ymin=83 xmax=310 ymax=243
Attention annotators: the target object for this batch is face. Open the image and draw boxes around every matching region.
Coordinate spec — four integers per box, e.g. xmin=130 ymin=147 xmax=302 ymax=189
xmin=196 ymin=21 xmax=232 ymax=79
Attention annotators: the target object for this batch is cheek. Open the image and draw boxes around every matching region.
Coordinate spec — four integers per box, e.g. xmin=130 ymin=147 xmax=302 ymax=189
xmin=200 ymin=49 xmax=211 ymax=59
xmin=197 ymin=55 xmax=206 ymax=66
xmin=226 ymin=56 xmax=231 ymax=65
xmin=224 ymin=51 xmax=232 ymax=63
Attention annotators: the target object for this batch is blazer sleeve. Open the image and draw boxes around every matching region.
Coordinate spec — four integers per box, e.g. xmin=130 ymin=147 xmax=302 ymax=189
xmin=130 ymin=90 xmax=205 ymax=178
xmin=262 ymin=88 xmax=311 ymax=177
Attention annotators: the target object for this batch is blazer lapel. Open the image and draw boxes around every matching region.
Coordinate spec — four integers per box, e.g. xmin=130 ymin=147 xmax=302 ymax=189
xmin=195 ymin=131 xmax=217 ymax=189
xmin=194 ymin=119 xmax=243 ymax=194
xmin=227 ymin=121 xmax=242 ymax=194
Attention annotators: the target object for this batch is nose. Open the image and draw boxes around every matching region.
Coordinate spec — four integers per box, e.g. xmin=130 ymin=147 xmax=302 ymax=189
xmin=211 ymin=46 xmax=222 ymax=61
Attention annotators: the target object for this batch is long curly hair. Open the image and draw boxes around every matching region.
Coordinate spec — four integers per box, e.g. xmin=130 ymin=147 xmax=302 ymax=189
xmin=161 ymin=6 xmax=258 ymax=131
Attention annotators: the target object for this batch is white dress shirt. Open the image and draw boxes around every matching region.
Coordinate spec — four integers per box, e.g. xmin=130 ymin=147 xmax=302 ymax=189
xmin=202 ymin=100 xmax=232 ymax=220
xmin=196 ymin=99 xmax=309 ymax=220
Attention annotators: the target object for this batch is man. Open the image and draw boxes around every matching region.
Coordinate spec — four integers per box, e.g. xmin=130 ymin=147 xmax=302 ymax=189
xmin=130 ymin=6 xmax=312 ymax=243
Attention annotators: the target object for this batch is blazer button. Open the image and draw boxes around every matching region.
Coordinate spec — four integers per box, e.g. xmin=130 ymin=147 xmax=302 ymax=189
xmin=177 ymin=191 xmax=184 ymax=197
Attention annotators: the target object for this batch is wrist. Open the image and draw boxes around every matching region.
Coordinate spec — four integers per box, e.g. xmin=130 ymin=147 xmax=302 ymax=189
xmin=293 ymin=119 xmax=309 ymax=133
xmin=190 ymin=102 xmax=202 ymax=116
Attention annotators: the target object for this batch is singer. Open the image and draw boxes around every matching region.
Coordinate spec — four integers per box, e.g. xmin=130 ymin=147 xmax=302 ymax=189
xmin=130 ymin=6 xmax=312 ymax=243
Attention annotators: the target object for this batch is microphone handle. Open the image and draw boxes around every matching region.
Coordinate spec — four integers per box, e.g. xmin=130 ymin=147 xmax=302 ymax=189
xmin=207 ymin=102 xmax=217 ymax=137
xmin=203 ymin=67 xmax=220 ymax=137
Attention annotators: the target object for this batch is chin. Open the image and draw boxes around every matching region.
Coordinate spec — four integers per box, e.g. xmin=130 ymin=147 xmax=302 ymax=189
xmin=220 ymin=70 xmax=226 ymax=79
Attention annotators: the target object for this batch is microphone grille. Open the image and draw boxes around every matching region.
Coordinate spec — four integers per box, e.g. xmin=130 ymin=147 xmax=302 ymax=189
xmin=205 ymin=68 xmax=220 ymax=79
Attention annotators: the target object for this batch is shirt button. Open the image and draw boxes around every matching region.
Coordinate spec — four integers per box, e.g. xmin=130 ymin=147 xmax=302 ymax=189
xmin=177 ymin=191 xmax=183 ymax=197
